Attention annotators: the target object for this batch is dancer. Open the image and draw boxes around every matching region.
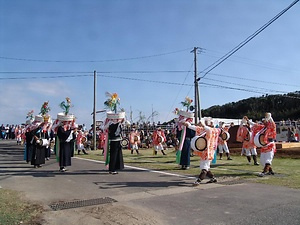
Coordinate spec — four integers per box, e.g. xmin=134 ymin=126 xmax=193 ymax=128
xmin=29 ymin=115 xmax=47 ymax=168
xmin=217 ymin=122 xmax=232 ymax=160
xmin=76 ymin=130 xmax=88 ymax=155
xmin=174 ymin=97 xmax=195 ymax=169
xmin=103 ymin=92 xmax=126 ymax=174
xmin=129 ymin=126 xmax=140 ymax=154
xmin=54 ymin=97 xmax=77 ymax=172
xmin=237 ymin=116 xmax=259 ymax=165
xmin=152 ymin=127 xmax=167 ymax=155
xmin=185 ymin=117 xmax=221 ymax=185
xmin=251 ymin=113 xmax=277 ymax=177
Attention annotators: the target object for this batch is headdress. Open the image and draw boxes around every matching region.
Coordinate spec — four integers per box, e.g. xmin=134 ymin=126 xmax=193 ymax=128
xmin=104 ymin=92 xmax=125 ymax=119
xmin=104 ymin=92 xmax=120 ymax=113
xmin=175 ymin=96 xmax=194 ymax=119
xmin=26 ymin=110 xmax=34 ymax=125
xmin=40 ymin=101 xmax=51 ymax=122
xmin=57 ymin=97 xmax=75 ymax=122
xmin=59 ymin=97 xmax=72 ymax=116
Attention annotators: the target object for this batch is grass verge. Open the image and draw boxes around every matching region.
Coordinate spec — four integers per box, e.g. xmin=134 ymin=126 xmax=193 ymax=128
xmin=80 ymin=147 xmax=300 ymax=189
xmin=0 ymin=188 xmax=43 ymax=225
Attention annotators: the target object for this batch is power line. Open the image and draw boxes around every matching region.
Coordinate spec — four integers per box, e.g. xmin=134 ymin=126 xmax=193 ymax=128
xmin=205 ymin=72 xmax=300 ymax=88
xmin=199 ymin=0 xmax=299 ymax=79
xmin=1 ymin=70 xmax=299 ymax=92
xmin=202 ymin=50 xmax=300 ymax=75
xmin=203 ymin=77 xmax=292 ymax=94
xmin=0 ymin=47 xmax=192 ymax=63
xmin=200 ymin=81 xmax=300 ymax=100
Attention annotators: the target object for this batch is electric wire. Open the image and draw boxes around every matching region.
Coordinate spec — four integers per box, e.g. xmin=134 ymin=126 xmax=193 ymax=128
xmin=0 ymin=47 xmax=192 ymax=63
xmin=199 ymin=0 xmax=299 ymax=79
xmin=165 ymin=63 xmax=194 ymax=121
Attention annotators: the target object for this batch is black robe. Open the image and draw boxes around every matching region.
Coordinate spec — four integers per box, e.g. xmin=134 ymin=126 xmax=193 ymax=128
xmin=108 ymin=123 xmax=124 ymax=172
xmin=25 ymin=131 xmax=33 ymax=163
xmin=30 ymin=127 xmax=46 ymax=166
xmin=176 ymin=127 xmax=195 ymax=166
xmin=57 ymin=126 xmax=72 ymax=167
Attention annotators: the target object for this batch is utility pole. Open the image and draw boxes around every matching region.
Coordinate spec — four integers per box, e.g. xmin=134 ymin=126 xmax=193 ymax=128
xmin=191 ymin=47 xmax=199 ymax=124
xmin=93 ymin=70 xmax=97 ymax=151
xmin=191 ymin=47 xmax=203 ymax=124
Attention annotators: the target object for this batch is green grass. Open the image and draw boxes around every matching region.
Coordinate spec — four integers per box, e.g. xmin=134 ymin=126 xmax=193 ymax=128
xmin=0 ymin=188 xmax=43 ymax=225
xmin=80 ymin=147 xmax=300 ymax=189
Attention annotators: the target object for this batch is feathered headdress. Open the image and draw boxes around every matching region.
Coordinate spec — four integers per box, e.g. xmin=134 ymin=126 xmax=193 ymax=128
xmin=104 ymin=92 xmax=120 ymax=113
xmin=40 ymin=101 xmax=51 ymax=116
xmin=59 ymin=97 xmax=73 ymax=115
xmin=181 ymin=96 xmax=193 ymax=111
xmin=26 ymin=110 xmax=34 ymax=120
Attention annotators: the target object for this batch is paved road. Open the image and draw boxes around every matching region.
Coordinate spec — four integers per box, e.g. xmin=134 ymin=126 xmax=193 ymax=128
xmin=1 ymin=140 xmax=300 ymax=225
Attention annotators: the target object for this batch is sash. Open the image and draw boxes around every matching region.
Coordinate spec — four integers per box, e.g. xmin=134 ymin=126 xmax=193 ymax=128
xmin=176 ymin=126 xmax=186 ymax=164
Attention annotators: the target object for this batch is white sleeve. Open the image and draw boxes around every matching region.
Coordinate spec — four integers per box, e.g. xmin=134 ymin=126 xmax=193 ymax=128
xmin=186 ymin=123 xmax=197 ymax=131
xmin=248 ymin=120 xmax=255 ymax=126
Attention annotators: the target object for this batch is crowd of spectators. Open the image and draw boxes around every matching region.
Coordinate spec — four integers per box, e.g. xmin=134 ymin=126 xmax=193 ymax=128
xmin=0 ymin=124 xmax=22 ymax=140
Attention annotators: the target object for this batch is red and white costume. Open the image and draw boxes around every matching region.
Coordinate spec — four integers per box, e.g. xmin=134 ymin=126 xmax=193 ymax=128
xmin=237 ymin=120 xmax=259 ymax=165
xmin=129 ymin=129 xmax=140 ymax=151
xmin=250 ymin=113 xmax=276 ymax=176
xmin=187 ymin=119 xmax=221 ymax=184
xmin=217 ymin=125 xmax=231 ymax=158
xmin=76 ymin=130 xmax=86 ymax=151
xmin=152 ymin=129 xmax=166 ymax=151
xmin=188 ymin=123 xmax=221 ymax=170
xmin=98 ymin=129 xmax=106 ymax=149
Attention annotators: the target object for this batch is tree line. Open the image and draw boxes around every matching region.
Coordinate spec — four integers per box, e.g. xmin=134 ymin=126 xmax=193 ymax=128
xmin=201 ymin=91 xmax=300 ymax=121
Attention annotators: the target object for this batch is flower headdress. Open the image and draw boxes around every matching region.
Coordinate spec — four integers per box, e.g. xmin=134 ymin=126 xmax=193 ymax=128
xmin=59 ymin=97 xmax=73 ymax=115
xmin=173 ymin=108 xmax=180 ymax=115
xmin=104 ymin=92 xmax=120 ymax=113
xmin=26 ymin=110 xmax=34 ymax=120
xmin=180 ymin=96 xmax=193 ymax=112
xmin=40 ymin=101 xmax=51 ymax=116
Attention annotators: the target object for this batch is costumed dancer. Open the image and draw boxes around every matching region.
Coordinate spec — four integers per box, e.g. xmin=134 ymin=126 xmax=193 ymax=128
xmin=103 ymin=92 xmax=126 ymax=174
xmin=24 ymin=110 xmax=35 ymax=163
xmin=39 ymin=102 xmax=53 ymax=161
xmin=174 ymin=97 xmax=195 ymax=169
xmin=217 ymin=122 xmax=232 ymax=160
xmin=28 ymin=102 xmax=51 ymax=168
xmin=129 ymin=126 xmax=140 ymax=154
xmin=76 ymin=130 xmax=88 ymax=155
xmin=236 ymin=116 xmax=259 ymax=165
xmin=251 ymin=113 xmax=277 ymax=177
xmin=15 ymin=125 xmax=22 ymax=145
xmin=152 ymin=127 xmax=167 ymax=155
xmin=54 ymin=97 xmax=77 ymax=172
xmin=29 ymin=114 xmax=46 ymax=168
xmin=185 ymin=117 xmax=221 ymax=185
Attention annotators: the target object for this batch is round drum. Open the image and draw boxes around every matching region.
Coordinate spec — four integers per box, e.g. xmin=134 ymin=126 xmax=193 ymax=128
xmin=191 ymin=136 xmax=207 ymax=152
xmin=254 ymin=132 xmax=267 ymax=148
xmin=134 ymin=135 xmax=140 ymax=142
xmin=81 ymin=136 xmax=87 ymax=143
xmin=244 ymin=131 xmax=252 ymax=141
xmin=221 ymin=131 xmax=230 ymax=141
xmin=157 ymin=135 xmax=163 ymax=143
xmin=38 ymin=139 xmax=49 ymax=147
xmin=121 ymin=138 xmax=129 ymax=148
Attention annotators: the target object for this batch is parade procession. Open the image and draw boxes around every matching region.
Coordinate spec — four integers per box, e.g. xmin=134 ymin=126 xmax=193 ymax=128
xmin=9 ymin=93 xmax=281 ymax=186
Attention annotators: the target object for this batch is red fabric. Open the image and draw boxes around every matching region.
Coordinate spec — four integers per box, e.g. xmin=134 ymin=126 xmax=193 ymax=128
xmin=194 ymin=127 xmax=221 ymax=160
xmin=152 ymin=130 xmax=166 ymax=145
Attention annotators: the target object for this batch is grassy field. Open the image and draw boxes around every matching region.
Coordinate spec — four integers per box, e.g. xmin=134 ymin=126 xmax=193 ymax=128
xmin=80 ymin=147 xmax=300 ymax=189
